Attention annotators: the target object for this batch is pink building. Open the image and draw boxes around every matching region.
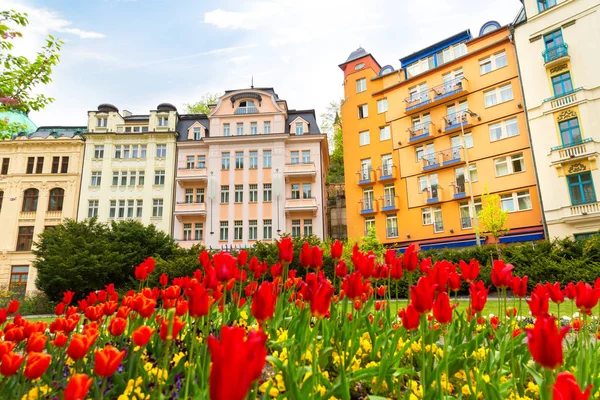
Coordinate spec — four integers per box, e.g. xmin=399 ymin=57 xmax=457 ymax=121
xmin=174 ymin=88 xmax=329 ymax=249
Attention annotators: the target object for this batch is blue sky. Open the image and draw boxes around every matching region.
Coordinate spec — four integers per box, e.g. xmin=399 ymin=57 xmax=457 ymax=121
xmin=5 ymin=0 xmax=523 ymax=129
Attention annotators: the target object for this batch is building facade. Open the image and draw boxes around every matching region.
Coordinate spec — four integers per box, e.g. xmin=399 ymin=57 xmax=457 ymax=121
xmin=173 ymin=88 xmax=329 ymax=249
xmin=326 ymin=183 xmax=347 ymax=241
xmin=514 ymin=0 xmax=600 ymax=239
xmin=78 ymin=103 xmax=178 ymax=234
xmin=341 ymin=23 xmax=545 ymax=250
xmin=0 ymin=124 xmax=85 ymax=294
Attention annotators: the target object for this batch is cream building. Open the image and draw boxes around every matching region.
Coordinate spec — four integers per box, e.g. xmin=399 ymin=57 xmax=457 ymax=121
xmin=78 ymin=103 xmax=178 ymax=233
xmin=174 ymin=88 xmax=329 ymax=249
xmin=513 ymin=0 xmax=600 ymax=239
xmin=0 ymin=121 xmax=85 ymax=294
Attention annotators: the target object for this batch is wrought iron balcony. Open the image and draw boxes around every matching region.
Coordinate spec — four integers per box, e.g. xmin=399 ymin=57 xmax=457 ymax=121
xmin=381 ymin=195 xmax=398 ymax=211
xmin=543 ymin=44 xmax=569 ymax=65
xmin=408 ymin=121 xmax=434 ymax=143
xmin=379 ymin=164 xmax=397 ymax=181
xmin=234 ymin=106 xmax=259 ymax=115
xmin=443 ymin=111 xmax=471 ymax=133
xmin=404 ymin=90 xmax=432 ymax=114
xmin=422 ymin=148 xmax=462 ymax=171
xmin=357 ymin=168 xmax=374 ymax=185
xmin=422 ymin=153 xmax=440 ymax=170
xmin=452 ymin=180 xmax=466 ymax=198
xmin=360 ymin=199 xmax=377 ymax=215
xmin=431 ymin=77 xmax=467 ymax=103
xmin=425 ymin=185 xmax=441 ymax=203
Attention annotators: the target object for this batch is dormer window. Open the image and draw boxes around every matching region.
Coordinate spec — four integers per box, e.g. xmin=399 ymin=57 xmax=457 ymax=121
xmin=295 ymin=122 xmax=304 ymax=135
xmin=193 ymin=127 xmax=201 ymax=140
xmin=97 ymin=117 xmax=107 ymax=128
xmin=236 ymin=101 xmax=258 ymax=115
xmin=158 ymin=116 xmax=169 ymax=127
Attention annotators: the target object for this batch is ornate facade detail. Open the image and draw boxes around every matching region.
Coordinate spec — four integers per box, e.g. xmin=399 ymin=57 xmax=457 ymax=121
xmin=557 ymin=109 xmax=577 ymax=122
xmin=568 ymin=163 xmax=587 ymax=174
xmin=550 ymin=64 xmax=568 ymax=74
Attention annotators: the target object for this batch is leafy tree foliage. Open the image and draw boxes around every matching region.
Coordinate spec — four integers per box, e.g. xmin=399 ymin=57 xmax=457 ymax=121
xmin=0 ymin=10 xmax=63 ymax=138
xmin=33 ymin=219 xmax=178 ymax=301
xmin=183 ymin=93 xmax=222 ymax=115
xmin=476 ymin=189 xmax=508 ymax=241
xmin=320 ymin=100 xmax=344 ymax=184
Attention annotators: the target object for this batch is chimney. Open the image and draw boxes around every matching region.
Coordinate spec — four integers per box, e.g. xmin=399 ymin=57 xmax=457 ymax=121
xmin=122 ymin=109 xmax=132 ymax=117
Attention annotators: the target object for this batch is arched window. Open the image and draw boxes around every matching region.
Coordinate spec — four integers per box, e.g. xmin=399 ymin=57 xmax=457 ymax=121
xmin=48 ymin=188 xmax=65 ymax=212
xmin=22 ymin=189 xmax=39 ymax=212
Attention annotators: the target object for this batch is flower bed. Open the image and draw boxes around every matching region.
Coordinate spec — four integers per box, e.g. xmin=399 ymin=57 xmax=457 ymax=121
xmin=1 ymin=240 xmax=599 ymax=399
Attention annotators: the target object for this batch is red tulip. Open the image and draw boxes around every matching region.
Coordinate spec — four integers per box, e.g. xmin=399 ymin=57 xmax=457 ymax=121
xmin=95 ymin=345 xmax=126 ymax=377
xmin=64 ymin=373 xmax=94 ymax=400
xmin=134 ymin=263 xmax=149 ymax=281
xmin=143 ymin=257 xmax=155 ymax=274
xmin=399 ymin=304 xmax=420 ymax=331
xmin=26 ymin=332 xmax=47 ymax=353
xmin=491 ymin=260 xmax=513 ymax=289
xmin=51 ymin=333 xmax=68 ymax=348
xmin=410 ymin=276 xmax=436 ymax=314
xmin=384 ymin=249 xmax=396 ymax=266
xmin=430 ymin=261 xmax=450 ymax=292
xmin=433 ymin=291 xmax=454 ymax=325
xmin=185 ymin=282 xmax=210 ymax=318
xmin=575 ymin=282 xmax=600 ymax=313
xmin=213 ymin=252 xmax=237 ymax=282
xmin=300 ymin=272 xmax=334 ymax=318
xmin=0 ymin=352 xmax=24 ymax=376
xmin=402 ymin=244 xmax=419 ymax=272
xmin=270 ymin=263 xmax=283 ymax=277
xmin=133 ymin=295 xmax=156 ymax=318
xmin=448 ymin=272 xmax=461 ymax=292
xmin=208 ymin=326 xmax=267 ymax=400
xmin=252 ymin=282 xmax=277 ymax=322
xmin=159 ymin=316 xmax=186 ymax=341
xmin=66 ymin=334 xmax=96 ymax=360
xmin=108 ymin=317 xmax=127 ymax=336
xmin=0 ymin=308 xmax=6 ymax=324
xmin=7 ymin=300 xmax=19 ymax=315
xmin=564 ymin=282 xmax=577 ymax=300
xmin=0 ymin=341 xmax=15 ymax=358
xmin=277 ymin=237 xmax=294 ymax=264
xmin=341 ymin=272 xmax=367 ymax=300
xmin=237 ymin=249 xmax=248 ymax=267
xmin=510 ymin=276 xmax=528 ymax=298
xmin=553 ymin=372 xmax=591 ymax=400
xmin=469 ymin=281 xmax=489 ymax=313
xmin=299 ymin=242 xmax=312 ymax=268
xmin=55 ymin=302 xmax=66 ymax=316
xmin=377 ymin=285 xmax=386 ymax=297
xmin=199 ymin=250 xmax=211 ymax=270
xmin=102 ymin=301 xmax=118 ymax=317
xmin=24 ymin=352 xmax=51 ymax=380
xmin=311 ymin=246 xmax=323 ymax=269
xmin=419 ymin=257 xmax=432 ymax=275
xmin=335 ymin=260 xmax=348 ymax=278
xmin=527 ymin=313 xmax=569 ymax=369
xmin=331 ymin=240 xmax=343 ymax=260
xmin=459 ymin=259 xmax=480 ymax=283
xmin=159 ymin=273 xmax=169 ymax=287
xmin=355 ymin=251 xmax=376 ymax=278
xmin=63 ymin=290 xmax=75 ymax=305
xmin=546 ymin=282 xmax=565 ymax=304
xmin=132 ymin=326 xmax=155 ymax=347
xmin=527 ymin=289 xmax=549 ymax=318
xmin=390 ymin=258 xmax=403 ymax=281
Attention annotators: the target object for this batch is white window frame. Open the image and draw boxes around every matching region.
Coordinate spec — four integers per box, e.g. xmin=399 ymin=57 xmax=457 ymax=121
xmin=249 ymin=220 xmax=258 ymax=240
xmin=295 ymin=122 xmax=304 ymax=135
xmin=386 ymin=215 xmax=398 ymax=238
xmin=91 ymin=171 xmax=102 ymax=187
xmin=220 ymin=221 xmax=228 ymax=241
xmin=484 ymin=83 xmax=513 ymax=108
xmin=263 ymin=219 xmax=272 ymax=240
xmin=489 ymin=118 xmax=519 ymax=142
xmin=234 ymin=185 xmax=243 ymax=203
xmin=250 ymin=122 xmax=257 ymax=135
xmin=93 ymin=146 xmax=104 ymax=159
xmin=88 ymin=200 xmax=99 ymax=218
xmin=479 ymin=51 xmax=507 ymax=75
xmin=234 ymin=220 xmax=243 ymax=241
xmin=379 ymin=126 xmax=391 ymax=141
xmin=422 ymin=207 xmax=432 ymax=225
xmin=220 ymin=185 xmax=229 ymax=204
xmin=156 ymin=144 xmax=167 ymax=158
xmin=249 ymin=184 xmax=258 ymax=203
xmin=263 ymin=150 xmax=272 ymax=168
xmin=359 ymin=130 xmax=370 ymax=146
xmin=291 ymin=220 xmax=301 ymax=237
xmin=516 ymin=190 xmax=532 ymax=211
xmin=194 ymin=223 xmax=203 ymax=240
xmin=365 ymin=216 xmax=375 ymax=233
xmin=356 ymin=78 xmax=367 ymax=93
xmin=264 ymin=121 xmax=271 ymax=134
xmin=223 ymin=123 xmax=230 ymax=136
xmin=433 ymin=206 xmax=443 ymax=233
xmin=377 ymin=98 xmax=388 ymax=113
xmin=263 ymin=183 xmax=272 ymax=202
xmin=494 ymin=153 xmax=525 ymax=177
xmin=303 ymin=219 xmax=313 ymax=236
xmin=358 ymin=104 xmax=368 ymax=119
xmin=152 ymin=199 xmax=163 ymax=217
xmin=249 ymin=151 xmax=258 ymax=169
xmin=469 ymin=164 xmax=478 ymax=182
xmin=154 ymin=170 xmax=165 ymax=185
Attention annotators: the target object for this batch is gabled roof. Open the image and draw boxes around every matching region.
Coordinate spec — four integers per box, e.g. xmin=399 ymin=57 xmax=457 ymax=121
xmin=176 ymin=115 xmax=210 ymax=142
xmin=338 ymin=47 xmax=381 ymax=69
xmin=224 ymin=87 xmax=280 ymax=100
xmin=286 ymin=110 xmax=320 ymax=134
xmin=12 ymin=126 xmax=86 ymax=140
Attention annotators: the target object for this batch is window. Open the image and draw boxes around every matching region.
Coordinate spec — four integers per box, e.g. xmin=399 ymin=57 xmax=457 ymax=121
xmin=26 ymin=157 xmax=35 ymax=174
xmin=135 ymin=200 xmax=143 ymax=218
xmin=35 ymin=157 xmax=44 ymax=174
xmin=109 ymin=200 xmax=116 ymax=218
xmin=416 ymin=146 xmax=425 ymax=162
xmin=422 ymin=208 xmax=432 ymax=225
xmin=552 ymin=72 xmax=573 ymax=97
xmin=22 ymin=189 xmax=38 ymax=212
xmin=138 ymin=171 xmax=145 ymax=186
xmin=91 ymin=171 xmax=102 ymax=187
xmin=479 ymin=51 xmax=507 ymax=74
xmin=196 ymin=188 xmax=205 ymax=203
xmin=1 ymin=158 xmax=9 ymax=175
xmin=360 ymin=159 xmax=372 ymax=181
xmin=197 ymin=155 xmax=206 ymax=169
xmin=380 ymin=126 xmax=391 ymax=141
xmin=377 ymin=98 xmax=388 ymax=113
xmin=152 ymin=199 xmax=163 ymax=217
xmin=292 ymin=220 xmax=301 ymax=237
xmin=435 ymin=42 xmax=467 ymax=66
xmin=234 ymin=185 xmax=243 ymax=203
xmin=237 ymin=123 xmax=244 ymax=136
xmin=455 ymin=168 xmax=466 ymax=194
xmin=234 ymin=221 xmax=243 ymax=241
xmin=127 ymin=200 xmax=134 ymax=218
xmin=382 ymin=154 xmax=393 ymax=176
xmin=193 ymin=127 xmax=202 ymax=140
xmin=249 ymin=151 xmax=258 ymax=168
xmin=291 ymin=184 xmax=300 ymax=200
xmin=303 ymin=219 xmax=313 ymax=236
xmin=384 ymin=184 xmax=396 ymax=207
xmin=263 ymin=183 xmax=272 ymax=202
xmin=263 ymin=150 xmax=272 ymax=168
xmin=517 ymin=190 xmax=532 ymax=211
xmin=249 ymin=220 xmax=258 ymax=240
xmin=568 ymin=172 xmax=596 ymax=205
xmin=408 ymin=83 xmax=428 ymax=103
xmin=386 ymin=215 xmax=398 ymax=238
xmin=140 ymin=145 xmax=147 ymax=158
xmin=16 ymin=227 xmax=34 ymax=251
xmin=48 ymin=188 xmax=64 ymax=212
xmin=222 ymin=152 xmax=230 ymax=170
xmin=489 ymin=118 xmax=519 ymax=142
xmin=301 ymin=150 xmax=311 ymax=164
xmin=194 ymin=223 xmax=203 ymax=240
xmin=359 ymin=131 xmax=370 ymax=146
xmin=129 ymin=171 xmax=137 ymax=186
xmin=356 ymin=78 xmax=366 ymax=93
xmin=132 ymin=145 xmax=139 ymax=159
xmin=484 ymin=84 xmax=513 ymax=107
xmin=117 ymin=200 xmax=126 ymax=218
xmin=469 ymin=164 xmax=478 ymax=182
xmin=97 ymin=117 xmax=107 ymax=128
xmin=220 ymin=221 xmax=229 ymax=241
xmin=119 ymin=171 xmax=127 ymax=186
xmin=250 ymin=122 xmax=257 ymax=135
xmin=154 ymin=170 xmax=165 ymax=185
xmin=223 ymin=123 xmax=231 ymax=136
xmin=433 ymin=206 xmax=443 ymax=233
xmin=10 ymin=266 xmax=29 ymax=287
xmin=495 ymin=153 xmax=525 ymax=176
xmin=459 ymin=202 xmax=472 ymax=229
xmin=291 ymin=151 xmax=299 ymax=165
xmin=51 ymin=157 xmax=60 ymax=173
xmin=264 ymin=121 xmax=271 ymax=134
xmin=363 ymin=188 xmax=374 ymax=210
xmin=500 ymin=194 xmax=515 ymax=212
xmin=462 ymin=132 xmax=473 ymax=149
xmin=365 ymin=216 xmax=375 ymax=234
xmin=186 ymin=156 xmax=195 ymax=169
xmin=295 ymin=122 xmax=304 ymax=135
xmin=559 ymin=118 xmax=581 ymax=146
xmin=183 ymin=223 xmax=192 ymax=241
xmin=358 ymin=104 xmax=368 ymax=119
xmin=185 ymin=188 xmax=194 ymax=203
xmin=538 ymin=0 xmax=557 ymax=12
xmin=263 ymin=219 xmax=272 ymax=240
xmin=302 ymin=183 xmax=311 ymax=199
xmin=158 ymin=116 xmax=169 ymax=127
xmin=114 ymin=146 xmax=122 ymax=159
xmin=87 ymin=200 xmax=98 ymax=218
xmin=418 ymin=176 xmax=428 ymax=193
xmin=235 ymin=151 xmax=244 ymax=169
xmin=220 ymin=186 xmax=229 ymax=204
xmin=249 ymin=184 xmax=258 ymax=202
xmin=156 ymin=144 xmax=167 ymax=158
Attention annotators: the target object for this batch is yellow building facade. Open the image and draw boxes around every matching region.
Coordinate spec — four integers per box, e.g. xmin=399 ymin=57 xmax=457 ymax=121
xmin=341 ymin=24 xmax=544 ymax=249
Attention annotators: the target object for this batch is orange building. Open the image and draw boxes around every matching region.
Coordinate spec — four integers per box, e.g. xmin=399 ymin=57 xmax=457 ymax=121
xmin=340 ymin=23 xmax=544 ymax=250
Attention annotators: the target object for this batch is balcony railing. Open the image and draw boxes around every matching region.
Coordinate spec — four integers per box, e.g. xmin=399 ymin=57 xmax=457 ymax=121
xmin=404 ymin=90 xmax=432 ymax=113
xmin=176 ymin=167 xmax=208 ymax=183
xmin=433 ymin=220 xmax=444 ymax=233
xmin=381 ymin=195 xmax=398 ymax=211
xmin=234 ymin=107 xmax=259 ymax=115
xmin=387 ymin=227 xmax=399 ymax=238
xmin=379 ymin=164 xmax=397 ymax=181
xmin=360 ymin=199 xmax=377 ymax=214
xmin=426 ymin=185 xmax=440 ymax=203
xmin=408 ymin=121 xmax=434 ymax=142
xmin=431 ymin=77 xmax=466 ymax=102
xmin=570 ymin=201 xmax=600 ymax=217
xmin=453 ymin=180 xmax=466 ymax=198
xmin=543 ymin=44 xmax=569 ymax=65
xmin=174 ymin=202 xmax=207 ymax=217
xmin=440 ymin=147 xmax=462 ymax=165
xmin=550 ymin=138 xmax=596 ymax=164
xmin=284 ymin=162 xmax=316 ymax=181
xmin=460 ymin=217 xmax=472 ymax=229
xmin=19 ymin=212 xmax=36 ymax=221
xmin=358 ymin=168 xmax=373 ymax=185
xmin=45 ymin=211 xmax=63 ymax=220
xmin=443 ymin=111 xmax=470 ymax=132
xmin=422 ymin=154 xmax=440 ymax=170
xmin=544 ymin=88 xmax=583 ymax=112
xmin=284 ymin=197 xmax=318 ymax=214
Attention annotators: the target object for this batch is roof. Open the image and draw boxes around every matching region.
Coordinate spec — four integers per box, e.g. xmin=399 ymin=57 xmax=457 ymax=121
xmin=338 ymin=47 xmax=381 ymax=68
xmin=176 ymin=115 xmax=210 ymax=142
xmin=286 ymin=110 xmax=321 ymax=134
xmin=0 ymin=110 xmax=37 ymax=135
xmin=224 ymin=87 xmax=280 ymax=101
xmin=12 ymin=126 xmax=86 ymax=140
xmin=124 ymin=115 xmax=150 ymax=121
xmin=399 ymin=30 xmax=471 ymax=67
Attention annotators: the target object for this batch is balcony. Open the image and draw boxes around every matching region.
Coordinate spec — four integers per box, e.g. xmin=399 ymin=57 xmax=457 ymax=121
xmin=543 ymin=44 xmax=569 ymax=67
xmin=404 ymin=90 xmax=432 ymax=115
xmin=284 ymin=162 xmax=316 ymax=182
xmin=443 ymin=111 xmax=473 ymax=134
xmin=386 ymin=227 xmax=399 ymax=239
xmin=357 ymin=168 xmax=374 ymax=186
xmin=543 ymin=88 xmax=583 ymax=114
xmin=381 ymin=195 xmax=399 ymax=212
xmin=45 ymin=211 xmax=63 ymax=221
xmin=176 ymin=239 xmax=203 ymax=249
xmin=378 ymin=164 xmax=397 ymax=182
xmin=359 ymin=199 xmax=378 ymax=215
xmin=422 ymin=148 xmax=462 ymax=172
xmin=452 ymin=180 xmax=467 ymax=199
xmin=431 ymin=77 xmax=468 ymax=104
xmin=425 ymin=185 xmax=443 ymax=204
xmin=550 ymin=138 xmax=598 ymax=165
xmin=234 ymin=106 xmax=259 ymax=115
xmin=19 ymin=212 xmax=36 ymax=222
xmin=284 ymin=197 xmax=318 ymax=215
xmin=408 ymin=121 xmax=435 ymax=144
xmin=176 ymin=168 xmax=208 ymax=186
xmin=174 ymin=202 xmax=207 ymax=219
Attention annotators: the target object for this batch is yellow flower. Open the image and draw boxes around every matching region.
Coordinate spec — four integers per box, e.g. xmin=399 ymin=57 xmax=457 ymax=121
xmin=21 ymin=385 xmax=52 ymax=400
xmin=526 ymin=382 xmax=539 ymax=394
xmin=172 ymin=351 xmax=186 ymax=366
xmin=240 ymin=310 xmax=248 ymax=320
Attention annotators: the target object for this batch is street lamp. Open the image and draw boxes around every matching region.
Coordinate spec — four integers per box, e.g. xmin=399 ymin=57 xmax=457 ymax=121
xmin=460 ymin=109 xmax=481 ymax=247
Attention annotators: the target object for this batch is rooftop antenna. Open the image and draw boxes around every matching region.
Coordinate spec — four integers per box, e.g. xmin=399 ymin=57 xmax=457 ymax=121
xmin=251 ymin=76 xmax=254 ymax=89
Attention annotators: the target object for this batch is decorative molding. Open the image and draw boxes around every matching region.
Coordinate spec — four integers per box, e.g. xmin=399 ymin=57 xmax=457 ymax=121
xmin=568 ymin=163 xmax=587 ymax=174
xmin=529 ymin=35 xmax=541 ymax=43
xmin=557 ymin=109 xmax=577 ymax=122
xmin=550 ymin=64 xmax=568 ymax=74
xmin=562 ymin=20 xmax=576 ymax=29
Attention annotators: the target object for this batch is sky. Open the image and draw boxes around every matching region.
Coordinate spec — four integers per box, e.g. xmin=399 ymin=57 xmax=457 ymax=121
xmin=4 ymin=0 xmax=523 ymax=130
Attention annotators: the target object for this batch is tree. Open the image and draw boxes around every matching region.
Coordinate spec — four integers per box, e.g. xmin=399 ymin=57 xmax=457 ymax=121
xmin=320 ymin=100 xmax=344 ymax=184
xmin=183 ymin=93 xmax=222 ymax=115
xmin=33 ymin=219 xmax=179 ymax=301
xmin=360 ymin=226 xmax=385 ymax=261
xmin=476 ymin=189 xmax=509 ymax=245
xmin=0 ymin=10 xmax=63 ymax=138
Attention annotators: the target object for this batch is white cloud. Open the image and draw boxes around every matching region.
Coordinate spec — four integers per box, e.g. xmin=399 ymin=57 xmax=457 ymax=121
xmin=57 ymin=28 xmax=105 ymax=39
xmin=228 ymin=55 xmax=252 ymax=64
xmin=203 ymin=3 xmax=281 ymax=30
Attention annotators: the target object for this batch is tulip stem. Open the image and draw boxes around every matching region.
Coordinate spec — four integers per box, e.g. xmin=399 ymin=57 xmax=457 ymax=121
xmin=183 ymin=320 xmax=197 ymax=399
